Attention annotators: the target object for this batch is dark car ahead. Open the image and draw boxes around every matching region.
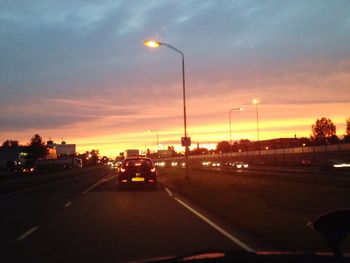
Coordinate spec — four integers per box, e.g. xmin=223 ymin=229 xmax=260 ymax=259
xmin=118 ymin=157 xmax=157 ymax=189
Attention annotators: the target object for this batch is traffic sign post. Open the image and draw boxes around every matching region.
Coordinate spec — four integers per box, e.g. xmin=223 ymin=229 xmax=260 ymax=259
xmin=181 ymin=137 xmax=191 ymax=147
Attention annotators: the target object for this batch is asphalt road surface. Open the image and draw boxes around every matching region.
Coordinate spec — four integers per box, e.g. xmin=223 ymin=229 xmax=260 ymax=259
xmin=0 ymin=169 xmax=249 ymax=262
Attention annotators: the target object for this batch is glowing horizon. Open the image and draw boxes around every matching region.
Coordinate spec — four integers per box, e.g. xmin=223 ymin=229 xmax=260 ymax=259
xmin=9 ymin=107 xmax=348 ymax=158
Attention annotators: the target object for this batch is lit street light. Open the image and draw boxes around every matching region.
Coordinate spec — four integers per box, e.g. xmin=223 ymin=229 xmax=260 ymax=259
xmin=144 ymin=40 xmax=190 ymax=179
xmin=144 ymin=41 xmax=160 ymax=48
xmin=229 ymin=107 xmax=243 ymax=149
xmin=147 ymin=130 xmax=159 ymax=156
xmin=252 ymin=99 xmax=260 ymax=154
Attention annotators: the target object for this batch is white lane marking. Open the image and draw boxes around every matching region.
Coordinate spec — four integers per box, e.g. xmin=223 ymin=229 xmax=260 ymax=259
xmin=174 ymin=197 xmax=256 ymax=253
xmin=164 ymin=187 xmax=173 ymax=197
xmin=82 ymin=181 xmax=103 ymax=194
xmin=82 ymin=175 xmax=116 ymax=194
xmin=15 ymin=226 xmax=39 ymax=242
xmin=64 ymin=201 xmax=72 ymax=208
xmin=102 ymin=175 xmax=117 ymax=181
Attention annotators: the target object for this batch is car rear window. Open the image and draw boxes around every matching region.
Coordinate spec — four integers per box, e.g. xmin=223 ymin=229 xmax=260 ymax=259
xmin=123 ymin=159 xmax=153 ymax=168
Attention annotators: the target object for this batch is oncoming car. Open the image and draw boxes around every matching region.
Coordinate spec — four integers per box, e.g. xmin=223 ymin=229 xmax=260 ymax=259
xmin=233 ymin=161 xmax=249 ymax=169
xmin=118 ymin=157 xmax=157 ymax=189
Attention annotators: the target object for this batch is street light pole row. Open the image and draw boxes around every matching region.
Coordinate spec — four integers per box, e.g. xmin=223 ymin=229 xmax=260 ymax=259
xmin=229 ymin=100 xmax=260 ymax=153
xmin=144 ymin=40 xmax=262 ymax=172
xmin=253 ymin=99 xmax=260 ymax=154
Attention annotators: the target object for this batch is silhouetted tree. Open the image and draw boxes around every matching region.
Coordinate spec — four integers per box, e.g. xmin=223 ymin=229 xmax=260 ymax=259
xmin=239 ymin=139 xmax=250 ymax=144
xmin=1 ymin=140 xmax=19 ymax=149
xmin=311 ymin=117 xmax=336 ymax=144
xmin=328 ymin=135 xmax=340 ymax=144
xmin=100 ymin=156 xmax=109 ymax=165
xmin=344 ymin=117 xmax=350 ymax=143
xmin=238 ymin=139 xmax=251 ymax=151
xmin=216 ymin=141 xmax=231 ymax=153
xmin=190 ymin=147 xmax=209 ymax=155
xmin=27 ymin=134 xmax=47 ymax=160
xmin=88 ymin=150 xmax=99 ymax=165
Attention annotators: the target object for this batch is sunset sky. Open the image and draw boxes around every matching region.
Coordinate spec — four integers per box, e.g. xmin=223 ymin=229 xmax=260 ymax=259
xmin=1 ymin=1 xmax=349 ymax=157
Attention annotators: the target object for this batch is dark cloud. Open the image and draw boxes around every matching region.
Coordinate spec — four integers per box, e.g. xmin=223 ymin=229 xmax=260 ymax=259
xmin=0 ymin=114 xmax=95 ymax=131
xmin=0 ymin=0 xmax=349 ymax=146
xmin=1 ymin=1 xmax=349 ymax=92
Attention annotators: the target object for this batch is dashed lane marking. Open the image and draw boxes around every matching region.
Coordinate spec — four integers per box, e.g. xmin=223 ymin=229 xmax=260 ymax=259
xmin=164 ymin=187 xmax=173 ymax=197
xmin=15 ymin=226 xmax=39 ymax=242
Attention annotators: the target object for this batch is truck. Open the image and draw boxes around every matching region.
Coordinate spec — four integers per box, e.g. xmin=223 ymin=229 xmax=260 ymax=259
xmin=35 ymin=157 xmax=82 ymax=171
xmin=124 ymin=149 xmax=139 ymax=158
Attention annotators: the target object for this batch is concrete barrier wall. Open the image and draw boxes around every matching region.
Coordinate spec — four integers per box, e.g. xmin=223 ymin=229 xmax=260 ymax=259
xmin=156 ymin=143 xmax=350 ymax=164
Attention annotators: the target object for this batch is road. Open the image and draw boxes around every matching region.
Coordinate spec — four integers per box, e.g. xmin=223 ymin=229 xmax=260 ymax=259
xmin=0 ymin=168 xmax=249 ymax=262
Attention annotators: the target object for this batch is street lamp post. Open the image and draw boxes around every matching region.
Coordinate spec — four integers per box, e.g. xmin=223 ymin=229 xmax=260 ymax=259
xmin=252 ymin=99 xmax=260 ymax=155
xmin=144 ymin=40 xmax=190 ymax=179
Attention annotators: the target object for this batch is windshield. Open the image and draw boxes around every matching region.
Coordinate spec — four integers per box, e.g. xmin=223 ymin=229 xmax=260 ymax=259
xmin=1 ymin=1 xmax=350 ymax=262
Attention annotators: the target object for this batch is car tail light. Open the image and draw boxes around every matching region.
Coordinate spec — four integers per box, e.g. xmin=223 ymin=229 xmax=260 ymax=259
xmin=149 ymin=179 xmax=155 ymax=183
xmin=121 ymin=179 xmax=127 ymax=183
xmin=120 ymin=167 xmax=126 ymax=172
xmin=150 ymin=167 xmax=156 ymax=172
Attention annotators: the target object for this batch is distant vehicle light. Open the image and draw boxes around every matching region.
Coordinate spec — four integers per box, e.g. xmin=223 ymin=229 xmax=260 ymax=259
xmin=243 ymin=163 xmax=249 ymax=168
xmin=333 ymin=163 xmax=350 ymax=168
xmin=120 ymin=167 xmax=126 ymax=172
xmin=150 ymin=167 xmax=156 ymax=172
xmin=155 ymin=162 xmax=165 ymax=167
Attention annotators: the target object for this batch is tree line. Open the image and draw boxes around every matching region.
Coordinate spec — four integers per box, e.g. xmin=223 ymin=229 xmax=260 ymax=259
xmin=1 ymin=134 xmax=47 ymax=160
xmin=214 ymin=116 xmax=350 ymax=154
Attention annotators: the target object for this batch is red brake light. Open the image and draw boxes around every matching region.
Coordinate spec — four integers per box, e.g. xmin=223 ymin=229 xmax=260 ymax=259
xmin=120 ymin=167 xmax=126 ymax=172
xmin=151 ymin=167 xmax=156 ymax=172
